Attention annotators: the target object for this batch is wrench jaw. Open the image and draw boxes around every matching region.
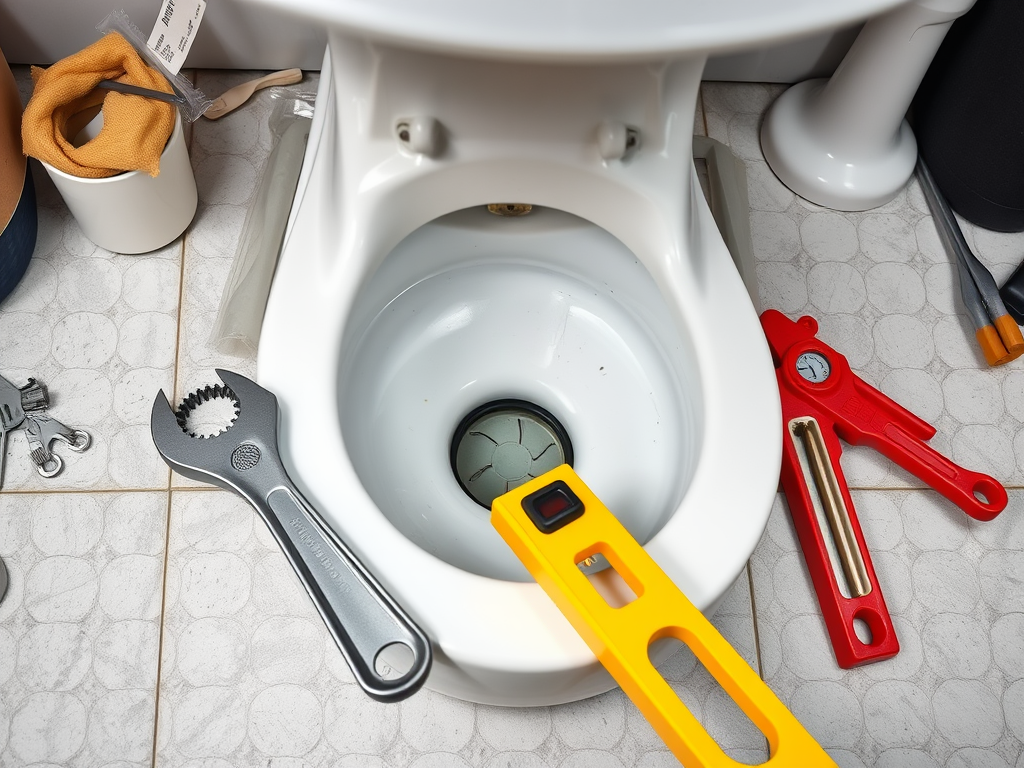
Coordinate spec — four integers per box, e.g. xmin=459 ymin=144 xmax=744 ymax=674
xmin=150 ymin=389 xmax=238 ymax=490
xmin=149 ymin=371 xmax=283 ymax=492
xmin=213 ymin=369 xmax=280 ymax=436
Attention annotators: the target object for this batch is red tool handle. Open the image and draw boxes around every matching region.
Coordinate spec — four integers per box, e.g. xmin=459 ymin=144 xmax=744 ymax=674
xmin=841 ymin=377 xmax=1007 ymax=520
xmin=779 ymin=410 xmax=899 ymax=668
xmin=762 ymin=309 xmax=1009 ymax=669
xmin=763 ymin=310 xmax=1008 ymax=522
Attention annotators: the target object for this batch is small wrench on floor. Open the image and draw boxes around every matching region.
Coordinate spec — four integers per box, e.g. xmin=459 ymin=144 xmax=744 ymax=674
xmin=0 ymin=375 xmax=48 ymax=489
xmin=150 ymin=369 xmax=432 ymax=702
xmin=0 ymin=374 xmax=47 ymax=604
xmin=25 ymin=413 xmax=91 ymax=477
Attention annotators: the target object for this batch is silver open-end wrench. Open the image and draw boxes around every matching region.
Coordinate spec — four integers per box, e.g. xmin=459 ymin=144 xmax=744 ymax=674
xmin=150 ymin=369 xmax=432 ymax=702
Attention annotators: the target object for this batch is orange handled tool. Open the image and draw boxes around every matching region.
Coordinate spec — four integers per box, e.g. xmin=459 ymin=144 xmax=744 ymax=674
xmin=917 ymin=157 xmax=1024 ymax=366
xmin=492 ymin=465 xmax=838 ymax=768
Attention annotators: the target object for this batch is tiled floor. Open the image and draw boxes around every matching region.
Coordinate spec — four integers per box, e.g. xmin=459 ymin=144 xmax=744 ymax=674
xmin=0 ymin=69 xmax=1022 ymax=767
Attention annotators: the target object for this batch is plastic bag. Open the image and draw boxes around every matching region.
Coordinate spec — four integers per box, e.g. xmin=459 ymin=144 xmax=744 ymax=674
xmin=96 ymin=9 xmax=212 ymax=122
xmin=209 ymin=92 xmax=314 ymax=357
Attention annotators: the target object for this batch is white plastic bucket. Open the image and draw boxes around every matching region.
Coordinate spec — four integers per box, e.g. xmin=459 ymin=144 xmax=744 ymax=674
xmin=41 ymin=111 xmax=197 ymax=254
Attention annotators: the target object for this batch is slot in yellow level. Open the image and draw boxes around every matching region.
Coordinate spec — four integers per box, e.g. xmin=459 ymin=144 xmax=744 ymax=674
xmin=491 ymin=465 xmax=837 ymax=768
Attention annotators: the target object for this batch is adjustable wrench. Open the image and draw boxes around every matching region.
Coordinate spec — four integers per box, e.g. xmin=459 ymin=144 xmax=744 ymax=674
xmin=150 ymin=369 xmax=432 ymax=702
xmin=761 ymin=310 xmax=1007 ymax=668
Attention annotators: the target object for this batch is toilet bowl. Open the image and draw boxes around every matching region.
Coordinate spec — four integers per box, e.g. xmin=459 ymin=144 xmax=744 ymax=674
xmin=251 ymin=0 xmax=908 ymax=706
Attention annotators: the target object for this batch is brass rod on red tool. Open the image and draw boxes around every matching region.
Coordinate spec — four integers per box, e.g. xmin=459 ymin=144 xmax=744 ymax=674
xmin=790 ymin=417 xmax=871 ymax=598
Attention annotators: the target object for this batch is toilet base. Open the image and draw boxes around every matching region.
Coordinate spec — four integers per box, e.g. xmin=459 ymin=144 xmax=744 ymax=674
xmin=760 ymin=0 xmax=975 ymax=211
xmin=760 ymin=79 xmax=918 ymax=211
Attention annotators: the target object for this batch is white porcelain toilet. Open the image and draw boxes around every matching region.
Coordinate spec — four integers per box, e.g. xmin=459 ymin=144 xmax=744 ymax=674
xmin=250 ymin=0 xmax=908 ymax=706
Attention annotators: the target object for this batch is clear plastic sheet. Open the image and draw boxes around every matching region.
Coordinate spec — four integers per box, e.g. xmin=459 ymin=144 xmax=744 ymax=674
xmin=209 ymin=92 xmax=314 ymax=357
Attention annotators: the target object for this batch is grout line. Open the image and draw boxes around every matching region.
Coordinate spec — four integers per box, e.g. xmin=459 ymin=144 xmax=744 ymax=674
xmin=745 ymin=560 xmax=771 ymax=758
xmin=745 ymin=561 xmax=765 ymax=680
xmin=151 ymin=71 xmax=197 ymax=768
xmin=0 ymin=486 xmax=172 ymax=495
xmin=150 ymin=488 xmax=175 ymax=768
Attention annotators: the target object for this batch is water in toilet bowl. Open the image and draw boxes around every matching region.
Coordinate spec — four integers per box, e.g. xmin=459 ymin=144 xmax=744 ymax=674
xmin=338 ymin=206 xmax=702 ymax=583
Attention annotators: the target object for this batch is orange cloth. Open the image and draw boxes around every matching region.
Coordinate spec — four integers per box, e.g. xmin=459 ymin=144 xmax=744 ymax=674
xmin=21 ymin=33 xmax=175 ymax=178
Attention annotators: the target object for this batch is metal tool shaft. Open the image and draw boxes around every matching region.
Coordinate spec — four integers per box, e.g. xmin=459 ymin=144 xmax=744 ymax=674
xmin=251 ymin=460 xmax=430 ymax=702
xmin=96 ymin=79 xmax=184 ymax=104
xmin=791 ymin=417 xmax=871 ymax=598
xmin=917 ymin=158 xmax=1009 ymax=319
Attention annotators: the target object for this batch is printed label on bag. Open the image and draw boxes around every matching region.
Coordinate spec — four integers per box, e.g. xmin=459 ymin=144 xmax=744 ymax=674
xmin=147 ymin=0 xmax=207 ymax=75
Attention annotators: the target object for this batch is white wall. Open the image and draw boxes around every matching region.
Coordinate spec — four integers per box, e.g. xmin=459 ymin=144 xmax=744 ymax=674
xmin=0 ymin=0 xmax=327 ymax=70
xmin=0 ymin=0 xmax=859 ymax=82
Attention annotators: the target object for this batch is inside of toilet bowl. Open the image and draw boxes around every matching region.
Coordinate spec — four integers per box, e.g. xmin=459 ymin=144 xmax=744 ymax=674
xmin=338 ymin=206 xmax=703 ymax=582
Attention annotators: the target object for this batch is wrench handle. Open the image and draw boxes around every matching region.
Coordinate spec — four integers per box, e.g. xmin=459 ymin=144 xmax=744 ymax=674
xmin=872 ymin=423 xmax=1007 ymax=521
xmin=837 ymin=375 xmax=1007 ymax=520
xmin=260 ymin=483 xmax=432 ymax=702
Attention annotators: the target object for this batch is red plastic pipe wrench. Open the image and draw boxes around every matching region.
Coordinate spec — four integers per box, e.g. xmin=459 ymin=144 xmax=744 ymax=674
xmin=761 ymin=310 xmax=1007 ymax=668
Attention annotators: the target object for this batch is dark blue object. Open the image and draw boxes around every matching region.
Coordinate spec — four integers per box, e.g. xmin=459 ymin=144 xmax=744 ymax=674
xmin=0 ymin=164 xmax=36 ymax=303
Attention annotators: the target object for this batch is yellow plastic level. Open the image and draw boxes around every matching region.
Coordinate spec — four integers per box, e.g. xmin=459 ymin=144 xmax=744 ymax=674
xmin=491 ymin=465 xmax=837 ymax=768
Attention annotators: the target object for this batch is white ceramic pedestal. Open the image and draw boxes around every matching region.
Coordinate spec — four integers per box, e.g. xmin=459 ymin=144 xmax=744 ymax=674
xmin=761 ymin=0 xmax=977 ymax=211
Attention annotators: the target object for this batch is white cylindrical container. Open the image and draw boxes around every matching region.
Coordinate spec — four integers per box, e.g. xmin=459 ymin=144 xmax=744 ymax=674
xmin=41 ymin=112 xmax=197 ymax=254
